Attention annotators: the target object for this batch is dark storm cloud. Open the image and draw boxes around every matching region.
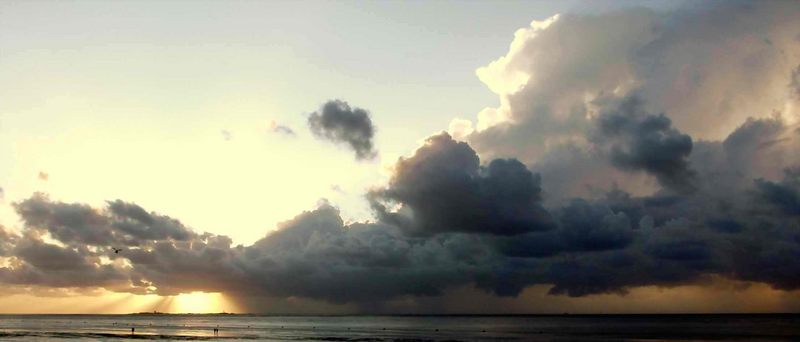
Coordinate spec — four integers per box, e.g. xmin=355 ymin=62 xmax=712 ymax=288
xmin=556 ymin=200 xmax=634 ymax=252
xmin=238 ymin=205 xmax=491 ymax=302
xmin=308 ymin=100 xmax=377 ymax=160
xmin=493 ymin=198 xmax=635 ymax=259
xmin=543 ymin=219 xmax=721 ymax=297
xmin=754 ymin=167 xmax=800 ymax=216
xmin=249 ymin=172 xmax=800 ymax=300
xmin=592 ymin=96 xmax=695 ymax=192
xmin=534 ymin=167 xmax=800 ymax=297
xmin=370 ymin=132 xmax=553 ymax=236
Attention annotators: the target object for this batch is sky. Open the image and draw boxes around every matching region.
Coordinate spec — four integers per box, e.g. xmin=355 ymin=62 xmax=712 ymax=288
xmin=0 ymin=0 xmax=587 ymax=244
xmin=1 ymin=0 xmax=800 ymax=314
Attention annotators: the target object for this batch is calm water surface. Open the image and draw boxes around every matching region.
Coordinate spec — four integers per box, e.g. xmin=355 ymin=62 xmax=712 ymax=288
xmin=0 ymin=314 xmax=798 ymax=341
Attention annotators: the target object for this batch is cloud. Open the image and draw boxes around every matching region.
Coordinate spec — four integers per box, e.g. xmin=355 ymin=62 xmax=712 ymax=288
xmin=1 ymin=231 xmax=130 ymax=289
xmin=106 ymin=200 xmax=197 ymax=242
xmin=7 ymin=194 xmax=243 ymax=295
xmin=13 ymin=194 xmax=197 ymax=248
xmin=238 ymin=205 xmax=489 ymax=303
xmin=308 ymin=100 xmax=377 ymax=160
xmin=464 ymin=0 xmax=800 ymax=194
xmin=0 ymin=225 xmax=17 ymax=256
xmin=220 ymin=129 xmax=232 ymax=141
xmin=15 ymin=194 xmax=115 ymax=246
xmin=37 ymin=172 xmax=48 ymax=181
xmin=754 ymin=167 xmax=800 ymax=216
xmin=591 ymin=96 xmax=695 ymax=192
xmin=268 ymin=120 xmax=296 ymax=136
xmin=447 ymin=118 xmax=474 ymax=141
xmin=330 ymin=185 xmax=345 ymax=194
xmin=369 ymin=133 xmax=553 ymax=236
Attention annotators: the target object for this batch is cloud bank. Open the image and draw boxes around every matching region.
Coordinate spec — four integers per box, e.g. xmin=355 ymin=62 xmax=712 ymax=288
xmin=2 ymin=114 xmax=799 ymax=306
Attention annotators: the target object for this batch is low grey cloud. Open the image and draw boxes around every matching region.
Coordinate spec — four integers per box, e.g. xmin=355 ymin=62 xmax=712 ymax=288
xmin=591 ymin=96 xmax=695 ymax=192
xmin=754 ymin=167 xmax=800 ymax=216
xmin=239 ymin=206 xmax=488 ymax=303
xmin=370 ymin=132 xmax=553 ymax=236
xmin=5 ymin=194 xmax=244 ymax=296
xmin=308 ymin=100 xmax=377 ymax=160
xmin=13 ymin=194 xmax=197 ymax=248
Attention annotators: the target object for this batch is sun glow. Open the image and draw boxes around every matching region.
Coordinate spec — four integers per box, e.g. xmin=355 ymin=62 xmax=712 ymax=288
xmin=171 ymin=292 xmax=227 ymax=314
xmin=0 ymin=290 xmax=243 ymax=314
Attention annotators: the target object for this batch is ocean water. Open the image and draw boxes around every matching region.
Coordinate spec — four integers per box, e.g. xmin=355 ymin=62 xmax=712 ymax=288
xmin=0 ymin=314 xmax=798 ymax=341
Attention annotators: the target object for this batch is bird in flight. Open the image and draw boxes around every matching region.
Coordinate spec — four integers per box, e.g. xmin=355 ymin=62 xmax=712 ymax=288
xmin=112 ymin=248 xmax=123 ymax=254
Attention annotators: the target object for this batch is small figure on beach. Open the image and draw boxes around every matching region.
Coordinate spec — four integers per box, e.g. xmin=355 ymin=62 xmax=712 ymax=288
xmin=131 ymin=327 xmax=135 ymax=336
xmin=213 ymin=326 xmax=219 ymax=336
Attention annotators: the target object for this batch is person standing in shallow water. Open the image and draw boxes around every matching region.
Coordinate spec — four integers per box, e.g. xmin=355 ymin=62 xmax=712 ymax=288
xmin=131 ymin=327 xmax=135 ymax=336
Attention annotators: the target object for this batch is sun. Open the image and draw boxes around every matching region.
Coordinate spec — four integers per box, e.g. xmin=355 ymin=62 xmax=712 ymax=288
xmin=170 ymin=292 xmax=226 ymax=314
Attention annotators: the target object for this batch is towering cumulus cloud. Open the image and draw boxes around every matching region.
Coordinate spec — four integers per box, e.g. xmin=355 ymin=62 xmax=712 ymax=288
xmin=465 ymin=0 xmax=800 ymax=198
xmin=1 ymin=1 xmax=800 ymax=312
xmin=308 ymin=100 xmax=377 ymax=160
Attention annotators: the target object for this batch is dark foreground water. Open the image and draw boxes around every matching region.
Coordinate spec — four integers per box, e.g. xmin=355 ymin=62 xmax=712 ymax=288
xmin=0 ymin=314 xmax=798 ymax=341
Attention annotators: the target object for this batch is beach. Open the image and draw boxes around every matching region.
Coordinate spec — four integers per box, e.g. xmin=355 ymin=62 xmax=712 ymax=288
xmin=1 ymin=314 xmax=799 ymax=341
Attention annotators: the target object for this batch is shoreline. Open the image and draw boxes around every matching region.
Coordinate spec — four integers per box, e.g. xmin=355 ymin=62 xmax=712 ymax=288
xmin=1 ymin=312 xmax=799 ymax=317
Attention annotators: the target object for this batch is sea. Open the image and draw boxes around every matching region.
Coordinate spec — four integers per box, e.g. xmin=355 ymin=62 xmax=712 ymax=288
xmin=0 ymin=314 xmax=798 ymax=341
